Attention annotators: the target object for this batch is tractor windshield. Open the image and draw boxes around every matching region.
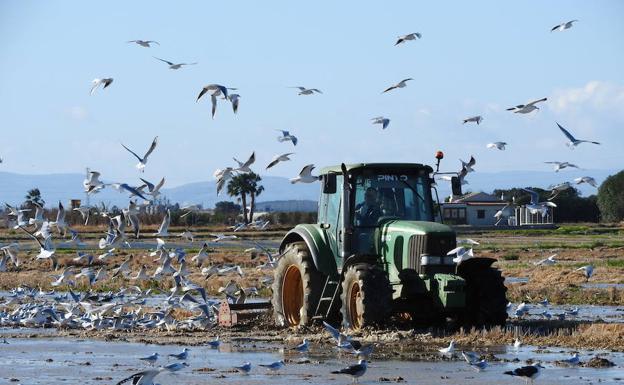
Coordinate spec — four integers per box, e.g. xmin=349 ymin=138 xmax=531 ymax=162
xmin=353 ymin=170 xmax=433 ymax=226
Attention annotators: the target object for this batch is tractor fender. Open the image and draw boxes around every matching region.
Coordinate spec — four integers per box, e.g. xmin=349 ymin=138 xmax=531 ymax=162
xmin=279 ymin=224 xmax=337 ymax=276
xmin=456 ymin=257 xmax=497 ymax=277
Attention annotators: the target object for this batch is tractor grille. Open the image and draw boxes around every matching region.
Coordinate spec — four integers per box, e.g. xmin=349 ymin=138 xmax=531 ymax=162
xmin=407 ymin=234 xmax=456 ymax=271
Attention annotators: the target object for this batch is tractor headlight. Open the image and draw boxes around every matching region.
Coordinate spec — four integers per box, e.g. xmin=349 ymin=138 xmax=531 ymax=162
xmin=420 ymin=254 xmax=441 ymax=265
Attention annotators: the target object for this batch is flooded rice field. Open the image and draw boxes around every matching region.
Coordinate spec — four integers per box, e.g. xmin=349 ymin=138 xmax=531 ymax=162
xmin=1 ymin=329 xmax=623 ymax=385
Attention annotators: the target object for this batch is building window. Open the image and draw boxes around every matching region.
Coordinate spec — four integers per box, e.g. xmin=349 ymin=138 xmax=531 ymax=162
xmin=477 ymin=209 xmax=485 ymax=219
xmin=444 ymin=208 xmax=451 ymax=218
xmin=451 ymin=209 xmax=458 ymax=218
xmin=458 ymin=208 xmax=466 ymax=218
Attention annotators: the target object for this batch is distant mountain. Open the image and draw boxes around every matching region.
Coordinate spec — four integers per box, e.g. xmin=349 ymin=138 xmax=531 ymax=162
xmin=0 ymin=171 xmax=318 ymax=208
xmin=0 ymin=168 xmax=616 ymax=208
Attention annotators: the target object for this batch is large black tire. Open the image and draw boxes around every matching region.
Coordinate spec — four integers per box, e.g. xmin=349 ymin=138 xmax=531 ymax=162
xmin=459 ymin=262 xmax=508 ymax=327
xmin=340 ymin=263 xmax=393 ymax=330
xmin=272 ymin=242 xmax=324 ymax=327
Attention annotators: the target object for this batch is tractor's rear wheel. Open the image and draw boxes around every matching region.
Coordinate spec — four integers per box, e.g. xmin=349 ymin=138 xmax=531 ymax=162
xmin=272 ymin=242 xmax=323 ymax=327
xmin=340 ymin=263 xmax=393 ymax=330
xmin=459 ymin=262 xmax=508 ymax=327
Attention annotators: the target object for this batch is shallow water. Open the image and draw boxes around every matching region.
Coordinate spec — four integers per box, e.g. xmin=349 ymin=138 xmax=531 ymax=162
xmin=0 ymin=333 xmax=623 ymax=385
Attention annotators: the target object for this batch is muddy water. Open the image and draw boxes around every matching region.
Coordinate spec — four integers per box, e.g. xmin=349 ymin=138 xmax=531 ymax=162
xmin=1 ymin=331 xmax=623 ymax=385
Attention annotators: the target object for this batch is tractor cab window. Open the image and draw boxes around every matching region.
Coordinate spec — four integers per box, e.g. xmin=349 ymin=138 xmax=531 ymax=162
xmin=353 ymin=171 xmax=433 ymax=227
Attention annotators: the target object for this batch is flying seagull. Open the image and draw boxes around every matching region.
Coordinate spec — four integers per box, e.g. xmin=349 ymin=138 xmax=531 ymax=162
xmin=574 ymin=176 xmax=597 ymax=187
xmin=523 ymin=188 xmax=557 ymax=217
xmin=228 ymin=94 xmax=240 ymax=114
xmin=153 ymin=57 xmax=197 ymax=69
xmin=266 ymin=153 xmax=294 ymax=169
xmin=507 ymin=97 xmax=547 ymax=114
xmin=290 ymin=86 xmax=322 ymax=95
xmin=371 ymin=116 xmax=390 ymax=129
xmin=121 ymin=136 xmax=158 ymax=172
xmin=463 ymin=115 xmax=483 ymax=125
xmin=290 ymin=164 xmax=318 ymax=184
xmin=395 ymin=32 xmax=422 ymax=45
xmin=276 ymin=130 xmax=298 ymax=146
xmin=544 ymin=161 xmax=579 ymax=172
xmin=556 ymin=122 xmax=600 ymax=148
xmin=127 ymin=40 xmax=160 ymax=47
xmin=90 ymin=78 xmax=113 ymax=95
xmin=382 ymin=78 xmax=413 ymax=93
xmin=196 ymin=84 xmax=230 ymax=119
xmin=551 ymin=20 xmax=578 ymax=32
xmin=460 ymin=156 xmax=476 ymax=173
xmin=233 ymin=152 xmax=255 ymax=173
xmin=486 ymin=142 xmax=507 ymax=150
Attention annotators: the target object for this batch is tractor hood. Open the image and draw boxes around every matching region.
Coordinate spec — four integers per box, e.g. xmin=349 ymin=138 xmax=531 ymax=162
xmin=379 ymin=220 xmax=455 ymax=237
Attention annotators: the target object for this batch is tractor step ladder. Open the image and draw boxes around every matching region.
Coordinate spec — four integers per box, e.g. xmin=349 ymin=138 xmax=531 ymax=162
xmin=312 ymin=276 xmax=340 ymax=320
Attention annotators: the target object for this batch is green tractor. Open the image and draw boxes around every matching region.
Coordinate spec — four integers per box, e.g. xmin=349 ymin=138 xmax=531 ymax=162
xmin=271 ymin=160 xmax=508 ymax=329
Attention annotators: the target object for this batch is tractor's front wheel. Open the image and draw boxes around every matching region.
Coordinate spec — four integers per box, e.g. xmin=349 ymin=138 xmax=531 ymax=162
xmin=458 ymin=258 xmax=508 ymax=328
xmin=340 ymin=263 xmax=393 ymax=330
xmin=272 ymin=242 xmax=323 ymax=327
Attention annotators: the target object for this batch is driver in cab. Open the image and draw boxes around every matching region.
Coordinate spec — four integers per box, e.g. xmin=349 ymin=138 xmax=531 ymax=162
xmin=355 ymin=187 xmax=382 ymax=226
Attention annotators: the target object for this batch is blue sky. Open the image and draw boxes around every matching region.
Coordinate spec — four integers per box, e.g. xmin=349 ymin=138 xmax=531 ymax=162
xmin=0 ymin=1 xmax=622 ymax=189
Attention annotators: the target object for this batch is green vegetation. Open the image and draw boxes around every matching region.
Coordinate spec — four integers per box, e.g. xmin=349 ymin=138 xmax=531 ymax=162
xmin=597 ymin=170 xmax=624 ymax=222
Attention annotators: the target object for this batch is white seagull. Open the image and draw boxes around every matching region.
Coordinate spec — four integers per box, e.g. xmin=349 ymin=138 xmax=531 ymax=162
xmin=395 ymin=32 xmax=422 ymax=45
xmin=438 ymin=340 xmax=455 ymax=356
xmin=506 ymin=97 xmax=547 ymax=114
xmin=486 ymin=142 xmax=507 ymax=150
xmin=276 ymin=130 xmax=298 ymax=146
xmin=233 ymin=152 xmax=255 ymax=173
xmin=128 ymin=39 xmax=160 ymax=47
xmin=574 ymin=176 xmax=598 ymax=187
xmin=382 ymin=78 xmax=413 ymax=93
xmin=114 ymin=368 xmax=165 ymax=385
xmin=557 ymin=122 xmax=600 ymax=148
xmin=290 ymin=164 xmax=319 ymax=184
xmin=371 ymin=116 xmax=390 ymax=129
xmin=228 ymin=93 xmax=241 ymax=114
xmin=196 ymin=84 xmax=230 ymax=119
xmin=535 ymin=254 xmax=557 ymax=266
xmin=544 ymin=161 xmax=579 ymax=172
xmin=551 ymin=20 xmax=578 ymax=32
xmin=121 ymin=136 xmax=158 ymax=172
xmin=266 ymin=153 xmax=294 ymax=169
xmin=153 ymin=57 xmax=197 ymax=69
xmin=138 ymin=352 xmax=160 ymax=365
xmin=155 ymin=210 xmax=170 ymax=237
xmin=260 ymin=360 xmax=285 ymax=371
xmin=90 ymin=78 xmax=113 ymax=95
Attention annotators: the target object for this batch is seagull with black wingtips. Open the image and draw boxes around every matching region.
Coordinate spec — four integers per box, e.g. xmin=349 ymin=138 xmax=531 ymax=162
xmin=121 ymin=136 xmax=158 ymax=172
xmin=551 ymin=20 xmax=578 ymax=32
xmin=266 ymin=152 xmax=294 ymax=169
xmin=504 ymin=363 xmax=544 ymax=384
xmin=276 ymin=130 xmax=298 ymax=146
xmin=556 ymin=122 xmax=600 ymax=148
xmin=382 ymin=78 xmax=413 ymax=93
xmin=331 ymin=359 xmax=367 ymax=383
xmin=90 ymin=78 xmax=113 ymax=95
xmin=395 ymin=32 xmax=421 ymax=45
xmin=506 ymin=97 xmax=547 ymax=114
xmin=153 ymin=56 xmax=197 ymax=69
xmin=127 ymin=39 xmax=160 ymax=47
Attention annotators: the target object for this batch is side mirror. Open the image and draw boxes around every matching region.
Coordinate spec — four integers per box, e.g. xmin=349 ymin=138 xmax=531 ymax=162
xmin=323 ymin=173 xmax=337 ymax=194
xmin=451 ymin=176 xmax=462 ymax=196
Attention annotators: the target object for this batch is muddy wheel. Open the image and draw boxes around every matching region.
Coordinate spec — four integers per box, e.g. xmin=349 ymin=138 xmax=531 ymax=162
xmin=272 ymin=242 xmax=323 ymax=327
xmin=459 ymin=261 xmax=508 ymax=327
xmin=340 ymin=263 xmax=393 ymax=330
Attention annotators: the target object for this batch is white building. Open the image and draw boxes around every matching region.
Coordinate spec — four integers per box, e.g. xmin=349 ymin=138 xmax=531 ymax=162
xmin=442 ymin=192 xmax=508 ymax=226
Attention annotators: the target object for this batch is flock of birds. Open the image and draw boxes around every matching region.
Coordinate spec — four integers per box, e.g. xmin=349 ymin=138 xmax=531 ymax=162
xmin=115 ymin=322 xmax=374 ymax=385
xmin=0 ymin=16 xmax=614 ymax=385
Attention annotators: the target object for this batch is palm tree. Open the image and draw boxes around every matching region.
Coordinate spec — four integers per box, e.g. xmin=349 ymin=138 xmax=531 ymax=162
xmin=227 ymin=174 xmax=249 ymax=223
xmin=24 ymin=188 xmax=45 ymax=210
xmin=226 ymin=172 xmax=265 ymax=224
xmin=246 ymin=173 xmax=264 ymax=223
